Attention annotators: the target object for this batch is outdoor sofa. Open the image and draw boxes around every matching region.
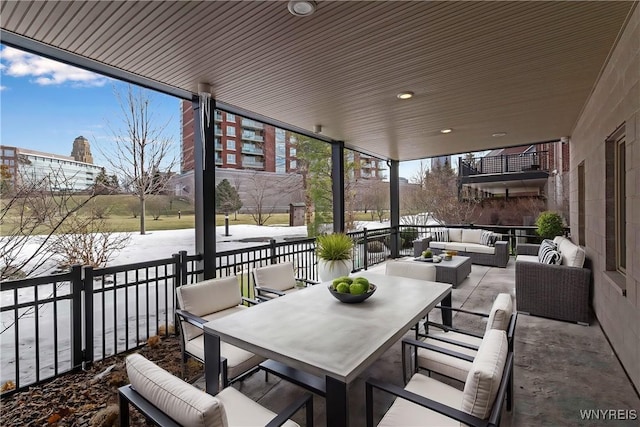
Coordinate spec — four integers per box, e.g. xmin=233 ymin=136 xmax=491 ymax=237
xmin=413 ymin=228 xmax=510 ymax=268
xmin=515 ymin=235 xmax=591 ymax=324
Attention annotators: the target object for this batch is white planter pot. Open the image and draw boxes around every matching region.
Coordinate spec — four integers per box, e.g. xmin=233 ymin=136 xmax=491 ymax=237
xmin=317 ymin=258 xmax=352 ymax=282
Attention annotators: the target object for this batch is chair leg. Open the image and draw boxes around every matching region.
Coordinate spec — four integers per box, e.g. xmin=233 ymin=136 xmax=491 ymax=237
xmin=401 ymin=341 xmax=407 ymax=385
xmin=221 ymin=359 xmax=229 ymax=388
xmin=118 ymin=393 xmax=130 ymax=427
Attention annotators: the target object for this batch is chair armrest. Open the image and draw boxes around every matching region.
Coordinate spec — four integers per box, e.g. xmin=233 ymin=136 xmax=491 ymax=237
xmin=516 ymin=243 xmax=540 ymax=256
xmin=402 ymin=338 xmax=476 ymax=362
xmin=297 ymin=277 xmax=320 ymax=286
xmin=175 ymin=309 xmax=206 ymax=329
xmin=420 ymin=332 xmax=481 ymax=352
xmin=418 ymin=321 xmax=484 ymax=341
xmin=435 ymin=305 xmax=490 ymax=318
xmin=242 ymin=296 xmax=261 ymax=306
xmin=265 ymin=393 xmax=314 ymax=427
xmin=365 ymin=377 xmax=487 ymax=427
xmin=256 ymin=286 xmax=286 ymax=298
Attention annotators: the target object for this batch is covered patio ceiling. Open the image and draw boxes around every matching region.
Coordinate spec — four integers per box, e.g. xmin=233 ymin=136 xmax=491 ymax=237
xmin=1 ymin=1 xmax=635 ymax=161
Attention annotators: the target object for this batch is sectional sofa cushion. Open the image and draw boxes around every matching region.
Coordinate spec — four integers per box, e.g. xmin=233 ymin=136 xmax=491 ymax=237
xmin=462 ymin=229 xmax=484 ymax=244
xmin=556 ymin=237 xmax=586 ymax=268
xmin=447 ymin=228 xmax=463 ymax=242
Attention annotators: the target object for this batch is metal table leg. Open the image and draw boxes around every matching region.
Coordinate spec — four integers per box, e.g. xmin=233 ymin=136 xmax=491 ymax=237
xmin=326 ymin=376 xmax=348 ymax=427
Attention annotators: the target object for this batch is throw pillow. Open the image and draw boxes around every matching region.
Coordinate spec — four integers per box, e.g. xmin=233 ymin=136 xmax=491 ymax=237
xmin=432 ymin=228 xmax=449 ymax=242
xmin=480 ymin=230 xmax=493 ymax=246
xmin=537 ymin=239 xmax=556 ymax=262
xmin=541 ymin=249 xmax=562 ymax=265
xmin=488 ymin=233 xmax=499 ymax=247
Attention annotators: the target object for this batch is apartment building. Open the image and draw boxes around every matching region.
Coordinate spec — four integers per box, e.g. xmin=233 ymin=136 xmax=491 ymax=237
xmin=181 ymin=100 xmax=384 ymax=179
xmin=0 ymin=136 xmax=103 ymax=192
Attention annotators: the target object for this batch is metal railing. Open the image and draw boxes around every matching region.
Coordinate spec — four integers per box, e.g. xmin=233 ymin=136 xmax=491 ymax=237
xmin=0 ymin=230 xmax=396 ymax=395
xmin=1 ymin=223 xmax=549 ymax=395
xmin=460 ymin=151 xmax=549 ymax=176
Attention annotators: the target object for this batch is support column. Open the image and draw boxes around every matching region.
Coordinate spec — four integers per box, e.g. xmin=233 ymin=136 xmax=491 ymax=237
xmin=332 ymin=142 xmax=345 ymax=233
xmin=193 ymin=95 xmax=217 ymax=279
xmin=389 ymin=160 xmax=400 ymax=258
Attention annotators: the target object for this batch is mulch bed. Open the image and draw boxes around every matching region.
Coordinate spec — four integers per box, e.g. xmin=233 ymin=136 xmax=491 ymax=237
xmin=0 ymin=335 xmax=202 ymax=426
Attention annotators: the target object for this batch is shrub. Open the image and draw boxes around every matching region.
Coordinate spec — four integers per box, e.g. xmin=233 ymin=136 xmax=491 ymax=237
xmin=400 ymin=227 xmax=419 ymax=248
xmin=535 ymin=211 xmax=564 ymax=239
xmin=316 ymin=233 xmax=353 ymax=261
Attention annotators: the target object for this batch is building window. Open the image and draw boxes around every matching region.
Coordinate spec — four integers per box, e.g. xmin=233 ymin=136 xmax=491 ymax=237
xmin=289 ymin=147 xmax=297 ymax=156
xmin=226 ymin=125 xmax=236 ymax=137
xmin=227 ymin=139 xmax=236 ymax=150
xmin=615 ymin=139 xmax=626 ymax=273
xmin=578 ymin=161 xmax=585 ymax=246
xmin=605 ymin=124 xmax=626 ymax=276
xmin=226 ymin=113 xmax=235 ymax=123
xmin=227 ymin=153 xmax=236 ymax=164
xmin=290 ymin=160 xmax=297 ymax=169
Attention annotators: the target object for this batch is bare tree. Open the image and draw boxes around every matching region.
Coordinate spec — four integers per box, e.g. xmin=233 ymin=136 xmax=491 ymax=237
xmin=49 ymin=215 xmax=131 ymax=269
xmin=405 ymin=161 xmax=479 ymax=225
xmin=244 ymin=172 xmax=301 ymax=226
xmin=103 ymin=85 xmax=177 ymax=234
xmin=0 ymin=168 xmax=129 ymax=279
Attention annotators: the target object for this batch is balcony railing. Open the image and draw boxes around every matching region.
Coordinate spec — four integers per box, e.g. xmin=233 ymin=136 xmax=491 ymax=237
xmin=242 ymin=145 xmax=264 ymax=155
xmin=460 ymin=151 xmax=549 ymax=177
xmin=241 ymin=119 xmax=264 ymax=129
xmin=242 ymin=159 xmax=265 ymax=168
xmin=241 ymin=132 xmax=264 ymax=142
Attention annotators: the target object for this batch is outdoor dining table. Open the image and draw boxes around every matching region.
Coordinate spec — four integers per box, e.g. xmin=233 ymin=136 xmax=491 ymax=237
xmin=203 ymin=271 xmax=452 ymax=427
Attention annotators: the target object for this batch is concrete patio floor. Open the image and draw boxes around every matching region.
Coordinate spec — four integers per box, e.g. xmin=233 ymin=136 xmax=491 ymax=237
xmin=208 ymin=257 xmax=640 ymax=426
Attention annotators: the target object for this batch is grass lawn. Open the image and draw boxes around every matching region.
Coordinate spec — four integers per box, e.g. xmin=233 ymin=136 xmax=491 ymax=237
xmin=2 ymin=194 xmax=389 ymax=234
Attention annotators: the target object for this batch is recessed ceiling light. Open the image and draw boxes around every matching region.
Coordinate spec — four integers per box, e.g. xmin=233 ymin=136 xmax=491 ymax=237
xmin=288 ymin=1 xmax=317 ymax=16
xmin=396 ymin=91 xmax=414 ymax=100
xmin=492 ymin=132 xmax=507 ymax=137
xmin=440 ymin=128 xmax=453 ymax=134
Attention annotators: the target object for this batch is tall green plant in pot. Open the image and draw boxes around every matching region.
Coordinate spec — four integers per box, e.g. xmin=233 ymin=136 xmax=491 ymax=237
xmin=535 ymin=211 xmax=564 ymax=240
xmin=316 ymin=233 xmax=353 ymax=281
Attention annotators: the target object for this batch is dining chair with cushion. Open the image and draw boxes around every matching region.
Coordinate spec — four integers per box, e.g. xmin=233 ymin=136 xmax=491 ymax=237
xmin=402 ymin=293 xmax=515 ymax=382
xmin=120 ymin=353 xmax=313 ymax=427
xmin=366 ymin=329 xmax=513 ymax=427
xmin=252 ymin=261 xmax=318 ymax=300
xmin=385 ymin=260 xmax=436 ymax=281
xmin=175 ymin=275 xmax=264 ymax=386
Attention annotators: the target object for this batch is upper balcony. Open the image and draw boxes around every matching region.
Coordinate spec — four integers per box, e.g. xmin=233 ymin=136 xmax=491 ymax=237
xmin=241 ymin=119 xmax=264 ymax=130
xmin=459 ymin=151 xmax=550 ymax=199
xmin=241 ymin=131 xmax=264 ymax=143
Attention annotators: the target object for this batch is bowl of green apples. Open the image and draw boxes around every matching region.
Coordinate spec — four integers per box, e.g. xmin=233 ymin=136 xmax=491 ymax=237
xmin=328 ymin=276 xmax=376 ymax=303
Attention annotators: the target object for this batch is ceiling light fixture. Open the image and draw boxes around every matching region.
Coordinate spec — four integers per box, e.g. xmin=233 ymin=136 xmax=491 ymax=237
xmin=288 ymin=1 xmax=317 ymax=16
xmin=396 ymin=91 xmax=414 ymax=100
xmin=440 ymin=128 xmax=453 ymax=134
xmin=492 ymin=132 xmax=507 ymax=137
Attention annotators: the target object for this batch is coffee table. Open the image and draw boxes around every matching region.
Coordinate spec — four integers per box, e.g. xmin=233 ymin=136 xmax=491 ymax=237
xmin=414 ymin=255 xmax=472 ymax=286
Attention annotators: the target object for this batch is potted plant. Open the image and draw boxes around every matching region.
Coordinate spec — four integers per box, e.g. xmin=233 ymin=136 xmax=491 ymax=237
xmin=316 ymin=233 xmax=353 ymax=281
xmin=535 ymin=211 xmax=564 ymax=240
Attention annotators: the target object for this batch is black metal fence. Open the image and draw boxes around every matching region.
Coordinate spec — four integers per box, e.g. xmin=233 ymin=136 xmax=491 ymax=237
xmin=0 ymin=223 xmax=550 ymax=395
xmin=0 ymin=228 xmax=397 ymax=395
